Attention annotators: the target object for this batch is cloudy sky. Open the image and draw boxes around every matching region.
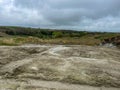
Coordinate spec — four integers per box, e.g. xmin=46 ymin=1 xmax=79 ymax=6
xmin=0 ymin=0 xmax=120 ymax=32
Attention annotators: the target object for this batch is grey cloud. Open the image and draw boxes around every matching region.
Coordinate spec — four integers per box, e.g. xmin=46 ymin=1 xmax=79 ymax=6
xmin=0 ymin=0 xmax=120 ymax=32
xmin=14 ymin=0 xmax=46 ymax=9
xmin=14 ymin=0 xmax=120 ymax=25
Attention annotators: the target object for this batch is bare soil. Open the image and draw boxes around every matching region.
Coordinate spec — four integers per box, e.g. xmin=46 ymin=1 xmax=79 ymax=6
xmin=0 ymin=44 xmax=120 ymax=90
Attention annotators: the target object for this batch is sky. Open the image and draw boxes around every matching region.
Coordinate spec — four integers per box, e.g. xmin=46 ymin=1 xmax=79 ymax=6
xmin=0 ymin=0 xmax=120 ymax=32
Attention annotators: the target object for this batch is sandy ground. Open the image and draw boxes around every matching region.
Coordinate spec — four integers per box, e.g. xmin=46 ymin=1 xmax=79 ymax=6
xmin=0 ymin=44 xmax=120 ymax=90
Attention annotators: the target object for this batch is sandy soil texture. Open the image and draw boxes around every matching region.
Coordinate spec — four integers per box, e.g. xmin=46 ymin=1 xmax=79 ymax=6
xmin=0 ymin=45 xmax=120 ymax=90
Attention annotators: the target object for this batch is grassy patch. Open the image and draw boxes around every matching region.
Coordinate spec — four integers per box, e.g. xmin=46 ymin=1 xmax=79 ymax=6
xmin=0 ymin=36 xmax=101 ymax=46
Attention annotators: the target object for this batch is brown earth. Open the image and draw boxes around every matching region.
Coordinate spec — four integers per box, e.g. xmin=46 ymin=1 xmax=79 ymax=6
xmin=102 ymin=35 xmax=120 ymax=47
xmin=0 ymin=44 xmax=120 ymax=90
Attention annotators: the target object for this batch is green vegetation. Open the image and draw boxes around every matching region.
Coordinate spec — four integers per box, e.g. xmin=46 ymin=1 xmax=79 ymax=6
xmin=0 ymin=26 xmax=88 ymax=38
xmin=52 ymin=31 xmax=63 ymax=38
xmin=0 ymin=26 xmax=120 ymax=46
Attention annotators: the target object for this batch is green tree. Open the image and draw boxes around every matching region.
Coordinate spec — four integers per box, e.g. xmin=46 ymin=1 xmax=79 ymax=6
xmin=52 ymin=31 xmax=63 ymax=38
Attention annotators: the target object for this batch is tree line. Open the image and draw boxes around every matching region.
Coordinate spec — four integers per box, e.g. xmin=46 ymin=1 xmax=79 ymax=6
xmin=0 ymin=26 xmax=88 ymax=38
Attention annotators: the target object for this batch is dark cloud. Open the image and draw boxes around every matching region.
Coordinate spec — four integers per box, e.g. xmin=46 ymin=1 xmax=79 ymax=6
xmin=14 ymin=0 xmax=46 ymax=9
xmin=0 ymin=0 xmax=120 ymax=32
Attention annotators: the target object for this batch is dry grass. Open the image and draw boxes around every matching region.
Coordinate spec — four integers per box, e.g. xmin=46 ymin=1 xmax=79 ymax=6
xmin=0 ymin=36 xmax=101 ymax=46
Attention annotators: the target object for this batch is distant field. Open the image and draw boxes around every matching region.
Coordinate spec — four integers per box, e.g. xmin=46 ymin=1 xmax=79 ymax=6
xmin=0 ymin=26 xmax=120 ymax=46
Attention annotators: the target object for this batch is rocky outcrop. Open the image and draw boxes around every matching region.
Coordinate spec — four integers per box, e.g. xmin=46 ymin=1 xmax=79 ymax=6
xmin=101 ymin=36 xmax=120 ymax=47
